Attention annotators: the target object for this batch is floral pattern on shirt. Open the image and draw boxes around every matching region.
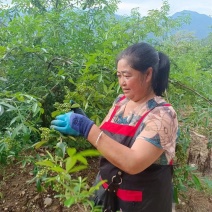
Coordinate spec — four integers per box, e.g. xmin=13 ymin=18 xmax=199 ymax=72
xmin=103 ymin=94 xmax=178 ymax=165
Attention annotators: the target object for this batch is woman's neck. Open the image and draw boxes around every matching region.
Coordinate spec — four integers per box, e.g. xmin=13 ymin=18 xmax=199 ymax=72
xmin=128 ymin=90 xmax=156 ymax=105
xmin=124 ymin=92 xmax=156 ymax=116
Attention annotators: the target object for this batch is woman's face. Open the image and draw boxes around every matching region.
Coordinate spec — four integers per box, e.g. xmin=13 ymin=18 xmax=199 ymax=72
xmin=117 ymin=58 xmax=152 ymax=102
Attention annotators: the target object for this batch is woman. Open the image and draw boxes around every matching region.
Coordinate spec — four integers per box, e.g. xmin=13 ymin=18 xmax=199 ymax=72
xmin=51 ymin=42 xmax=178 ymax=211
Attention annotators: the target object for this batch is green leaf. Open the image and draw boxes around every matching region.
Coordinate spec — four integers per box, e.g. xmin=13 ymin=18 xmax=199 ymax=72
xmin=0 ymin=142 xmax=6 ymax=152
xmin=56 ymin=142 xmax=67 ymax=158
xmin=50 ymin=166 xmax=66 ymax=173
xmin=64 ymin=197 xmax=75 ymax=207
xmin=32 ymin=102 xmax=40 ymax=116
xmin=192 ymin=174 xmax=202 ymax=189
xmin=98 ymin=73 xmax=103 ymax=82
xmin=80 ymin=149 xmax=101 ymax=157
xmin=36 ymin=179 xmax=43 ymax=192
xmin=0 ymin=102 xmax=16 ymax=110
xmin=11 ymin=124 xmax=23 ymax=138
xmin=0 ymin=105 xmax=4 ymax=116
xmin=40 ymin=108 xmax=44 ymax=114
xmin=89 ymin=180 xmax=105 ymax=193
xmin=10 ymin=116 xmax=19 ymax=126
xmin=109 ymin=82 xmax=115 ymax=90
xmin=103 ymin=84 xmax=108 ymax=93
xmin=68 ymin=165 xmax=87 ymax=173
xmin=51 ymin=111 xmax=62 ymax=118
xmin=70 ymin=103 xmax=80 ymax=109
xmin=173 ymin=187 xmax=179 ymax=204
xmin=46 ymin=150 xmax=54 ymax=161
xmin=22 ymin=124 xmax=28 ymax=134
xmin=68 ymin=78 xmax=76 ymax=85
xmin=67 ymin=148 xmax=76 ymax=157
xmin=45 ymin=176 xmax=57 ymax=183
xmin=32 ymin=102 xmax=38 ymax=113
xmin=36 ymin=160 xmax=55 ymax=167
xmin=66 ymin=157 xmax=77 ymax=172
xmin=15 ymin=94 xmax=25 ymax=102
xmin=32 ymin=140 xmax=48 ymax=149
xmin=112 ymin=41 xmax=117 ymax=47
xmin=0 ymin=77 xmax=7 ymax=82
xmin=41 ymin=48 xmax=48 ymax=53
xmin=75 ymin=154 xmax=88 ymax=165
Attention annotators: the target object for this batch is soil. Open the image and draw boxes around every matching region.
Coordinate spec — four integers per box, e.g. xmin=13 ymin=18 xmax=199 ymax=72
xmin=0 ymin=130 xmax=211 ymax=212
xmin=0 ymin=155 xmax=99 ymax=212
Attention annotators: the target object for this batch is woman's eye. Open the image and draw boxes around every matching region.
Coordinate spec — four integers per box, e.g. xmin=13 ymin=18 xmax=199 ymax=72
xmin=124 ymin=75 xmax=130 ymax=79
xmin=116 ymin=74 xmax=130 ymax=79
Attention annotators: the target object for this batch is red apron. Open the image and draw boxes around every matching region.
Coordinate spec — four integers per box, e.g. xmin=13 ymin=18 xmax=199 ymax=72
xmin=99 ymin=97 xmax=173 ymax=211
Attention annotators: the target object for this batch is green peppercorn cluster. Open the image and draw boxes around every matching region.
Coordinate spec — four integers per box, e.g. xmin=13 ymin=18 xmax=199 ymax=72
xmin=36 ymin=167 xmax=48 ymax=179
xmin=40 ymin=127 xmax=52 ymax=141
xmin=54 ymin=102 xmax=72 ymax=113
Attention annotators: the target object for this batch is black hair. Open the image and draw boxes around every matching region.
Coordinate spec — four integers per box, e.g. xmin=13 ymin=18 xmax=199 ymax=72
xmin=116 ymin=42 xmax=170 ymax=96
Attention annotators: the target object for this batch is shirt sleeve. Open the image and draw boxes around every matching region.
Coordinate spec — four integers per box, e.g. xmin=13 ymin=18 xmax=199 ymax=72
xmin=137 ymin=106 xmax=178 ymax=163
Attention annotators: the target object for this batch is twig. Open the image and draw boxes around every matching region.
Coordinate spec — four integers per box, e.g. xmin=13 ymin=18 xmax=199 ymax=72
xmin=169 ymin=79 xmax=212 ymax=105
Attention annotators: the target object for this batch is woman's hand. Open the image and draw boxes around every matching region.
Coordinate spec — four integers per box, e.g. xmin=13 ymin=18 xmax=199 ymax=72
xmin=51 ymin=112 xmax=94 ymax=138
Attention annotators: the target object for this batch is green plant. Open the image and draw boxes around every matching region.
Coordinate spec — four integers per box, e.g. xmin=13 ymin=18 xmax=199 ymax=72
xmin=0 ymin=92 xmax=43 ymax=163
xmin=0 ymin=0 xmax=211 ymax=209
xmin=31 ymin=132 xmax=102 ymax=211
xmin=202 ymin=177 xmax=212 ymax=195
xmin=172 ymin=126 xmax=209 ymax=203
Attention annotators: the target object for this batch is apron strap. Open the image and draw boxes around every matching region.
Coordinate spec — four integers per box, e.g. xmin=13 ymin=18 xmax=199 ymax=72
xmin=108 ymin=96 xmax=126 ymax=122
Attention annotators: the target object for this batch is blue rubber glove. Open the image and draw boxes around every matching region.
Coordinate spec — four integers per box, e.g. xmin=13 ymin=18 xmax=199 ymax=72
xmin=51 ymin=111 xmax=94 ymax=138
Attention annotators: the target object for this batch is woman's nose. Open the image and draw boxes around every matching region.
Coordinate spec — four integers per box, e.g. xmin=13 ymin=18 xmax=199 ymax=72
xmin=119 ymin=76 xmax=126 ymax=86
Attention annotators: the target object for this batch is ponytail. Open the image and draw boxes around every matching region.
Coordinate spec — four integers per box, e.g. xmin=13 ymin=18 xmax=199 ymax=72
xmin=152 ymin=52 xmax=170 ymax=96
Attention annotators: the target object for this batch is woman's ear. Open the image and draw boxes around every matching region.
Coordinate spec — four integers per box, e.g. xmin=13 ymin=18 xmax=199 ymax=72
xmin=145 ymin=67 xmax=153 ymax=83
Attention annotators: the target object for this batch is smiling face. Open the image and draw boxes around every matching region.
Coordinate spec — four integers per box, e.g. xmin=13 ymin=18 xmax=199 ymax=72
xmin=117 ymin=58 xmax=154 ymax=102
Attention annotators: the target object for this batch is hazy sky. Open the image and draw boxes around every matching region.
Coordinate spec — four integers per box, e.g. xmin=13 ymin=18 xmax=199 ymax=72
xmin=117 ymin=0 xmax=212 ymax=16
xmin=2 ymin=0 xmax=212 ymax=16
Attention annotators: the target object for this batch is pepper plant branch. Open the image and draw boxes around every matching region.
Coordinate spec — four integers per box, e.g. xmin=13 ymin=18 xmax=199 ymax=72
xmin=169 ymin=79 xmax=212 ymax=105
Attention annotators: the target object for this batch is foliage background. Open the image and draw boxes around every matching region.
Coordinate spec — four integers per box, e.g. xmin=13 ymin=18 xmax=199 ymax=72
xmin=0 ymin=0 xmax=211 ymax=209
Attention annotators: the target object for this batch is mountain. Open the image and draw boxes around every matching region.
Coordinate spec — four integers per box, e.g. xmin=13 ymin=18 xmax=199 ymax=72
xmin=116 ymin=10 xmax=212 ymax=39
xmin=171 ymin=10 xmax=212 ymax=39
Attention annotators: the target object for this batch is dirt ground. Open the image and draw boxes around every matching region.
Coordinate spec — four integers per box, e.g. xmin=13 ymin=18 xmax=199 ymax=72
xmin=0 ymin=156 xmax=99 ymax=212
xmin=0 ymin=130 xmax=211 ymax=212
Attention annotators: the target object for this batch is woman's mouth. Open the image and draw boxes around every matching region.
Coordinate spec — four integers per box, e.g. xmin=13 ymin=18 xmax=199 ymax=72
xmin=122 ymin=89 xmax=130 ymax=93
